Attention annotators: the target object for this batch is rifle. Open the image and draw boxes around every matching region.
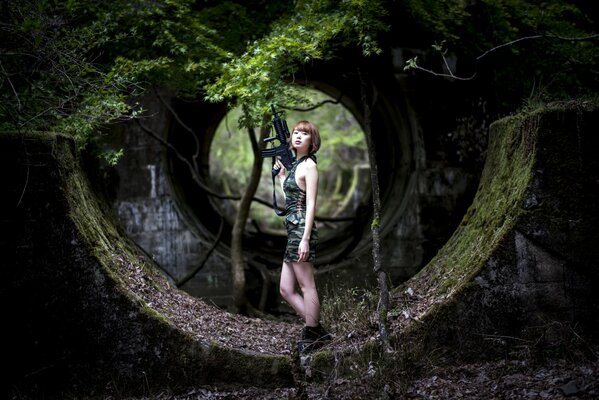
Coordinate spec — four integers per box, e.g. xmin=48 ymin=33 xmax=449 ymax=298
xmin=262 ymin=105 xmax=295 ymax=216
xmin=261 ymin=105 xmax=294 ymax=170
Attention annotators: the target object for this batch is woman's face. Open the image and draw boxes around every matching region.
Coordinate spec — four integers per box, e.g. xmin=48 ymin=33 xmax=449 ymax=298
xmin=291 ymin=129 xmax=312 ymax=152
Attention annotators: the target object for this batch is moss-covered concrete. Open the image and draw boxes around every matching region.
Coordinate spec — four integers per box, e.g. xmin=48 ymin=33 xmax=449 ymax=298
xmin=3 ymin=103 xmax=598 ymax=396
xmin=391 ymin=102 xmax=599 ymax=361
xmin=1 ymin=132 xmax=294 ymax=398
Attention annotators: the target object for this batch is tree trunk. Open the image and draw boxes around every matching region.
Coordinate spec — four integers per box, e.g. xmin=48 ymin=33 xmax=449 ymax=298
xmin=231 ymin=120 xmax=269 ymax=311
xmin=360 ymin=71 xmax=392 ymax=350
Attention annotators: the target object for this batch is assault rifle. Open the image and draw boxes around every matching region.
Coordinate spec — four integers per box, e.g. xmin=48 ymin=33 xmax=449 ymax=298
xmin=262 ymin=105 xmax=294 ymax=216
xmin=261 ymin=105 xmax=294 ymax=170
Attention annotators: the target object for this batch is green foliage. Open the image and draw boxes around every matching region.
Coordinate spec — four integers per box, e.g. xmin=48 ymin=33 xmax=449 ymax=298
xmin=205 ymin=0 xmax=388 ymax=127
xmin=0 ymin=0 xmax=227 ymax=141
xmin=82 ymin=0 xmax=231 ymax=94
xmin=196 ymin=1 xmax=293 ymax=55
xmin=1 ymin=0 xmax=389 ymax=145
xmin=102 ymin=148 xmax=124 ymax=167
xmin=402 ymin=0 xmax=598 ymax=104
xmin=1 ymin=1 xmax=128 ymax=139
xmin=4 ymin=0 xmax=591 ymax=149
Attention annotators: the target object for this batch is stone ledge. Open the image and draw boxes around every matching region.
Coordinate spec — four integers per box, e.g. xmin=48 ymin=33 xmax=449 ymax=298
xmin=0 ymin=132 xmax=295 ymax=398
xmin=391 ymin=103 xmax=599 ymax=361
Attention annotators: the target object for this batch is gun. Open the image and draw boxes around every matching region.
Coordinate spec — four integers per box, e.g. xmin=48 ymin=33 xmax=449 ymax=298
xmin=261 ymin=105 xmax=294 ymax=170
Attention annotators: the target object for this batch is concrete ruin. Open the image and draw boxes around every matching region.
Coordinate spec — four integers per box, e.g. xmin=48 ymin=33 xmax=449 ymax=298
xmin=3 ymin=103 xmax=597 ymax=397
xmin=104 ymin=57 xmax=480 ymax=309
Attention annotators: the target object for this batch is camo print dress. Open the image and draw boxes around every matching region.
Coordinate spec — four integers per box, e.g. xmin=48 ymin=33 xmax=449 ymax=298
xmin=283 ymin=155 xmax=318 ymax=263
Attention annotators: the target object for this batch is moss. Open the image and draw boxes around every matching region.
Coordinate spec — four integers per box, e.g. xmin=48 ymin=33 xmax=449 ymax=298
xmin=387 ymin=103 xmax=599 ymax=366
xmin=3 ymin=131 xmax=298 ymax=393
xmin=412 ymin=111 xmax=538 ymax=297
xmin=308 ymin=350 xmax=335 ymax=380
xmin=53 ymin=132 xmax=172 ymax=314
xmin=371 ymin=217 xmax=380 ymax=230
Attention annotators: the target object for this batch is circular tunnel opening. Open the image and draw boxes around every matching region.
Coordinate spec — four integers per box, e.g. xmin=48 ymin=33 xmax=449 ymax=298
xmin=166 ymin=71 xmax=418 ymax=275
xmin=210 ymin=88 xmax=372 ymax=266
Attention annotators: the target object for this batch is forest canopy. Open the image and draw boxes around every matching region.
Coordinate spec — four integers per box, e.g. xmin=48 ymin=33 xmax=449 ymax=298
xmin=1 ymin=0 xmax=597 ymax=141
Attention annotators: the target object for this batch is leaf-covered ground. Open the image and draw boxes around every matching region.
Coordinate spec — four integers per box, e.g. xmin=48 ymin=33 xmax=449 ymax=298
xmin=98 ymin=257 xmax=599 ymax=399
xmin=114 ymin=355 xmax=599 ymax=399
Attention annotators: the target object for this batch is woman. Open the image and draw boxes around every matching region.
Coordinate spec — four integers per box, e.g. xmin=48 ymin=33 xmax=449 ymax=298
xmin=273 ymin=120 xmax=332 ymax=354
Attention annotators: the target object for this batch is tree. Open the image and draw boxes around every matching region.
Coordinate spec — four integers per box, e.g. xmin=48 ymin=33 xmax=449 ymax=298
xmin=230 ymin=120 xmax=270 ymax=312
xmin=400 ymin=0 xmax=599 ymax=108
xmin=0 ymin=0 xmax=228 ymax=142
xmin=359 ymin=70 xmax=391 ymax=351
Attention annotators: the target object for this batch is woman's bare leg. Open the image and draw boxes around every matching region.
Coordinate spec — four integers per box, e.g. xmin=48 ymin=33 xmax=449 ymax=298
xmin=280 ymin=261 xmax=320 ymax=326
xmin=279 ymin=262 xmax=305 ymax=319
xmin=291 ymin=261 xmax=320 ymax=326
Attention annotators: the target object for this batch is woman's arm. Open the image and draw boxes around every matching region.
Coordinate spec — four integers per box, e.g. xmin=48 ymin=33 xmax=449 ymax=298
xmin=275 ymin=158 xmax=286 ymax=197
xmin=299 ymin=161 xmax=318 ymax=261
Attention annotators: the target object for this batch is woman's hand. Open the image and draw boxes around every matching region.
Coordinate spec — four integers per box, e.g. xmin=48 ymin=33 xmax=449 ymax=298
xmin=274 ymin=159 xmax=286 ymax=179
xmin=298 ymin=238 xmax=310 ymax=262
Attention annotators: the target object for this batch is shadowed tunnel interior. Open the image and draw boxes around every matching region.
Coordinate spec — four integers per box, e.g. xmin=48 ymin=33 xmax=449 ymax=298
xmin=165 ymin=69 xmax=419 ymax=270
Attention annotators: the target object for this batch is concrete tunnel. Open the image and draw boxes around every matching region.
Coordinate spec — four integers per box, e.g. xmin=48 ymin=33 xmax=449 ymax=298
xmin=107 ymin=57 xmax=478 ymax=309
xmin=4 ymin=102 xmax=598 ymax=398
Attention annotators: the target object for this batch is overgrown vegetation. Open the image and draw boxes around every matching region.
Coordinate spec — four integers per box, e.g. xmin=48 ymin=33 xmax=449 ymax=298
xmin=402 ymin=0 xmax=598 ymax=111
xmin=204 ymin=0 xmax=387 ymax=125
xmin=2 ymin=0 xmax=596 ymax=146
xmin=0 ymin=0 xmax=226 ymax=140
xmin=0 ymin=0 xmax=388 ymax=141
xmin=321 ymin=285 xmax=378 ymax=337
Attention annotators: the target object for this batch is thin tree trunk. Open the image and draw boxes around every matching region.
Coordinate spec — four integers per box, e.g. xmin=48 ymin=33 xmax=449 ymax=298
xmin=360 ymin=70 xmax=392 ymax=351
xmin=231 ymin=120 xmax=269 ymax=311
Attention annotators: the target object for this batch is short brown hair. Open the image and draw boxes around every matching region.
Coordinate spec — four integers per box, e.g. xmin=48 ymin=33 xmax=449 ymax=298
xmin=292 ymin=120 xmax=321 ymax=154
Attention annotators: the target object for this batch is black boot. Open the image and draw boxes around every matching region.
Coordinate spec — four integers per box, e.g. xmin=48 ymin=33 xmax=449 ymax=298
xmin=311 ymin=324 xmax=332 ymax=342
xmin=298 ymin=324 xmax=332 ymax=354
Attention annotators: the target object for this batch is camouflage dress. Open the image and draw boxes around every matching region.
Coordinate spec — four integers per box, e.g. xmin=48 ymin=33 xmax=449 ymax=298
xmin=283 ymin=155 xmax=318 ymax=263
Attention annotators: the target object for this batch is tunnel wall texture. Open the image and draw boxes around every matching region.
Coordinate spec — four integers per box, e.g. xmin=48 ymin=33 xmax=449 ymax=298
xmin=105 ymin=63 xmax=478 ymax=307
xmin=393 ymin=103 xmax=599 ymax=360
xmin=0 ymin=132 xmax=293 ymax=398
xmin=2 ymin=104 xmax=597 ymax=397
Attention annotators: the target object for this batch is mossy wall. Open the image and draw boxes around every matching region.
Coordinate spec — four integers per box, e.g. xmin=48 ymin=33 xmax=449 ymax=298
xmin=0 ymin=133 xmax=293 ymax=398
xmin=395 ymin=103 xmax=599 ymax=360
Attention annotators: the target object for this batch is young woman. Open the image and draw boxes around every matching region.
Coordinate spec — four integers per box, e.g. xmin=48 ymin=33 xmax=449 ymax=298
xmin=273 ymin=120 xmax=331 ymax=353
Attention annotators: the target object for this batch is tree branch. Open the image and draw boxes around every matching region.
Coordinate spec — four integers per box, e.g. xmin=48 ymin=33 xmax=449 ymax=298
xmin=405 ymin=32 xmax=599 ymax=81
xmin=176 ymin=215 xmax=224 ymax=287
xmin=359 ymin=69 xmax=392 ymax=352
xmin=279 ymin=91 xmax=344 ymax=112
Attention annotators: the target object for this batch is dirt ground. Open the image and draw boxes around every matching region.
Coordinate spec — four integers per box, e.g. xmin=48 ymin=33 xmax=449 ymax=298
xmin=109 ymin=261 xmax=599 ymax=400
xmin=118 ymin=356 xmax=598 ymax=399
xmin=92 ymin=255 xmax=599 ymax=400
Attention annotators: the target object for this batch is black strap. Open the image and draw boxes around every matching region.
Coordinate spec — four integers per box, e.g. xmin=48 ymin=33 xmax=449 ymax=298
xmin=271 ymin=160 xmax=286 ymax=216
